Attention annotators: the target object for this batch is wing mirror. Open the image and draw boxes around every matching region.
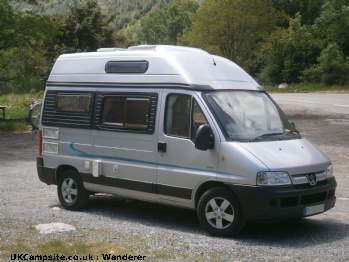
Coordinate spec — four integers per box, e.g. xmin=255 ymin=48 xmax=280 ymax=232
xmin=195 ymin=124 xmax=214 ymax=151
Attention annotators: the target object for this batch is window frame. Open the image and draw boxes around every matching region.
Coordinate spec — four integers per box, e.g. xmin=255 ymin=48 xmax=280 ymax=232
xmin=101 ymin=96 xmax=151 ymax=130
xmin=164 ymin=93 xmax=208 ymax=141
xmin=41 ymin=91 xmax=94 ymax=129
xmin=105 ymin=61 xmax=149 ymax=74
xmin=95 ymin=92 xmax=158 ymax=134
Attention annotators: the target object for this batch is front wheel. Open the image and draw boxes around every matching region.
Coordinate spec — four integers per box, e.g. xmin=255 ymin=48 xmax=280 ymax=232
xmin=57 ymin=170 xmax=89 ymax=210
xmin=197 ymin=187 xmax=245 ymax=237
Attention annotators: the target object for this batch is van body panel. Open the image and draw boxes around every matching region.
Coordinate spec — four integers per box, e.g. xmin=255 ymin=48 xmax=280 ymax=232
xmin=88 ymin=183 xmax=155 ymax=202
xmin=238 ymin=138 xmax=330 ymax=175
xmin=49 ymin=49 xmax=260 ymax=91
xmin=69 ymin=130 xmax=156 ymax=199
xmin=217 ymin=142 xmax=269 ymax=185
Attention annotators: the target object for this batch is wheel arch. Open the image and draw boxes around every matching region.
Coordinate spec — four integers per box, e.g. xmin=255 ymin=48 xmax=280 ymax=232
xmin=196 ymin=186 xmax=246 ymax=236
xmin=55 ymin=165 xmax=79 ymax=183
xmin=194 ymin=181 xmax=230 ymax=208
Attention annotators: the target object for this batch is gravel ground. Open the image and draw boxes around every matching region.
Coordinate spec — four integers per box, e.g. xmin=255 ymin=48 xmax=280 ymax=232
xmin=1 ymin=103 xmax=349 ymax=262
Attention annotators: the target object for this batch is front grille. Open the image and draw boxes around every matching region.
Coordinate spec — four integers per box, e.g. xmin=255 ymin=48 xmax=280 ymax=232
xmin=301 ymin=192 xmax=327 ymax=205
xmin=280 ymin=197 xmax=298 ymax=208
xmin=276 ymin=189 xmax=335 ymax=209
xmin=328 ymin=189 xmax=336 ymax=199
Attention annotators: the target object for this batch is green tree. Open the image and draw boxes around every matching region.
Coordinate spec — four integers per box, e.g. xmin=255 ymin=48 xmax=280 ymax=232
xmin=269 ymin=0 xmax=326 ymax=25
xmin=256 ymin=29 xmax=288 ymax=85
xmin=304 ymin=43 xmax=349 ymax=85
xmin=179 ymin=0 xmax=281 ymax=68
xmin=257 ymin=14 xmax=321 ymax=84
xmin=117 ymin=20 xmax=143 ymax=47
xmin=56 ymin=0 xmax=116 ymax=53
xmin=313 ymin=0 xmax=349 ymax=57
xmin=140 ymin=0 xmax=199 ymax=45
xmin=0 ymin=0 xmax=57 ymax=93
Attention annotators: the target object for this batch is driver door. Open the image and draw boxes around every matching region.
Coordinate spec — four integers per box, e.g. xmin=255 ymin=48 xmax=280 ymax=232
xmin=156 ymin=91 xmax=219 ymax=205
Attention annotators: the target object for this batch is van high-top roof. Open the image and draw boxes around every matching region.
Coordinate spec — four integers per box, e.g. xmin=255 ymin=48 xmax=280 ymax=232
xmin=48 ymin=45 xmax=262 ymax=91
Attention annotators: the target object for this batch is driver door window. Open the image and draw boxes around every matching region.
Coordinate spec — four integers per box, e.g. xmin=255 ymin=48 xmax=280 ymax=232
xmin=164 ymin=94 xmax=207 ymax=141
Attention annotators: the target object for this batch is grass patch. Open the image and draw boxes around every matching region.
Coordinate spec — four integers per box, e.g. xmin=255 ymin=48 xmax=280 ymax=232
xmin=266 ymin=83 xmax=349 ymax=93
xmin=0 ymin=222 xmax=241 ymax=261
xmin=1 ymin=223 xmax=182 ymax=261
xmin=0 ymin=93 xmax=42 ymax=132
xmin=1 ymin=225 xmax=147 ymax=261
xmin=0 ymin=120 xmax=30 ymax=133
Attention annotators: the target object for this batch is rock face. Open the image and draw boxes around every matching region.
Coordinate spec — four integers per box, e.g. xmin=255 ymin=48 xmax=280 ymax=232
xmin=35 ymin=223 xmax=76 ymax=234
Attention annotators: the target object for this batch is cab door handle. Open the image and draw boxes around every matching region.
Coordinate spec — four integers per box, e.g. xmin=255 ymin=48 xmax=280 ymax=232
xmin=158 ymin=142 xmax=167 ymax=153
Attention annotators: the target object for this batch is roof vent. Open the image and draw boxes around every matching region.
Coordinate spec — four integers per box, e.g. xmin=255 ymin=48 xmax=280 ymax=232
xmin=127 ymin=45 xmax=157 ymax=51
xmin=105 ymin=61 xmax=149 ymax=73
xmin=97 ymin=48 xmax=126 ymax=52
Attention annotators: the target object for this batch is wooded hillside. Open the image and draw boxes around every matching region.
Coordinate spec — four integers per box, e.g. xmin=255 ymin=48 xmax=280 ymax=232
xmin=1 ymin=0 xmax=349 ymax=94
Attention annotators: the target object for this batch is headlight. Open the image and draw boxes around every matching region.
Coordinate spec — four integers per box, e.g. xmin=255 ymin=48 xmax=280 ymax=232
xmin=257 ymin=172 xmax=292 ymax=186
xmin=326 ymin=164 xmax=333 ymax=178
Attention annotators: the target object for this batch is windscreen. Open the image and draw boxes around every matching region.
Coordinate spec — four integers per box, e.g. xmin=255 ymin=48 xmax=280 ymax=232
xmin=203 ymin=91 xmax=299 ymax=142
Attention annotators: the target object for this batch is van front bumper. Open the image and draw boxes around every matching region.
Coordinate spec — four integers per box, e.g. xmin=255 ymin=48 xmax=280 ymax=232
xmin=226 ymin=177 xmax=337 ymax=222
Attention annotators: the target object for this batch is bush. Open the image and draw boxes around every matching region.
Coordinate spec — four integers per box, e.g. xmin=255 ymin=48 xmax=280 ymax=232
xmin=303 ymin=43 xmax=349 ymax=85
xmin=0 ymin=93 xmax=40 ymax=132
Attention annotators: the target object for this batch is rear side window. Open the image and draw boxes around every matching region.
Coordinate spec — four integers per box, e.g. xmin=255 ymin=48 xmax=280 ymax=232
xmin=101 ymin=96 xmax=150 ymax=130
xmin=42 ymin=91 xmax=93 ymax=129
xmin=56 ymin=94 xmax=91 ymax=113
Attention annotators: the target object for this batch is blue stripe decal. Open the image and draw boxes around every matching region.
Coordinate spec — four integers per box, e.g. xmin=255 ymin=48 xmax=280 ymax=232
xmin=65 ymin=142 xmax=217 ymax=174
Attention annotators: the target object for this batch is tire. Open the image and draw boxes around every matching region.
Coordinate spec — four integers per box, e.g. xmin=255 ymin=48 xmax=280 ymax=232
xmin=197 ymin=187 xmax=245 ymax=237
xmin=57 ymin=170 xmax=89 ymax=210
xmin=28 ymin=102 xmax=42 ymax=130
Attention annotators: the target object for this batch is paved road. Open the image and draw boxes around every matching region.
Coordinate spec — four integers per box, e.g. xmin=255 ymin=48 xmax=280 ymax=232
xmin=270 ymin=93 xmax=349 ymax=114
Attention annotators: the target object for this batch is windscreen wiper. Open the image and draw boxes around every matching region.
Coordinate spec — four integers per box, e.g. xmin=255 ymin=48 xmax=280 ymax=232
xmin=249 ymin=130 xmax=300 ymax=142
xmin=249 ymin=133 xmax=283 ymax=142
xmin=278 ymin=130 xmax=300 ymax=140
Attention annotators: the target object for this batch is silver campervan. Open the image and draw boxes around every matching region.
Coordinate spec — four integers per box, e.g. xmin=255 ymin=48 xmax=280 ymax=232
xmin=37 ymin=45 xmax=336 ymax=237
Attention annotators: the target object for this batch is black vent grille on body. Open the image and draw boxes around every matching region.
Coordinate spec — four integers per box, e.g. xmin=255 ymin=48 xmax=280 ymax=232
xmin=41 ymin=91 xmax=93 ymax=129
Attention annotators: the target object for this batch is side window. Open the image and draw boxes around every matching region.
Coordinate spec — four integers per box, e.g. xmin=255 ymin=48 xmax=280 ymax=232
xmin=43 ymin=91 xmax=93 ymax=129
xmin=56 ymin=94 xmax=91 ymax=113
xmin=102 ymin=96 xmax=150 ymax=130
xmin=165 ymin=94 xmax=191 ymax=138
xmin=165 ymin=94 xmax=207 ymax=140
xmin=191 ymin=99 xmax=208 ymax=141
xmin=102 ymin=97 xmax=125 ymax=125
